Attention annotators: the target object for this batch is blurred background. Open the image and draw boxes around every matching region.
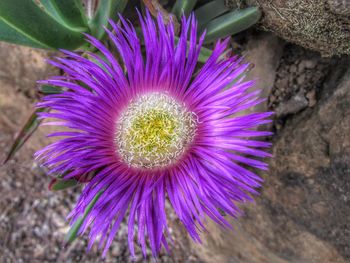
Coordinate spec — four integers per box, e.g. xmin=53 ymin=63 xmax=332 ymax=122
xmin=0 ymin=0 xmax=349 ymax=262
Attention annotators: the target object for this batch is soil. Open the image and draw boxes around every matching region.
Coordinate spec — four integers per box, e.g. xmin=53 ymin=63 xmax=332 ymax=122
xmin=1 ymin=12 xmax=350 ymax=263
xmin=268 ymin=44 xmax=336 ymax=131
xmin=269 ymin=44 xmax=333 ymax=110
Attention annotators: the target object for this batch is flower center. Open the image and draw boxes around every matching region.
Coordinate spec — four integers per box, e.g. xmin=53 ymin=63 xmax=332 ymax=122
xmin=115 ymin=92 xmax=197 ymax=169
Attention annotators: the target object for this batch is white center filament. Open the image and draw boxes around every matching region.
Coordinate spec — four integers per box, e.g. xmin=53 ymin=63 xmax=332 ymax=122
xmin=115 ymin=92 xmax=197 ymax=169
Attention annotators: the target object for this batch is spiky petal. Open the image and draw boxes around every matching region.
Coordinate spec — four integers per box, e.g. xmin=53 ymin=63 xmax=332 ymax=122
xmin=36 ymin=12 xmax=272 ymax=258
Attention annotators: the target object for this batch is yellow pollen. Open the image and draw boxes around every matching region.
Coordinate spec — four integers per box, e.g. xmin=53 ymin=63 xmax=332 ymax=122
xmin=115 ymin=93 xmax=197 ymax=169
xmin=129 ymin=109 xmax=178 ymax=155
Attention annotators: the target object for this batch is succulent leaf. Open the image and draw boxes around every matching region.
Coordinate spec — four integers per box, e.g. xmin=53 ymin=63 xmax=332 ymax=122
xmin=64 ymin=191 xmax=103 ymax=244
xmin=0 ymin=19 xmax=49 ymax=48
xmin=39 ymin=0 xmax=88 ymax=32
xmin=172 ymin=0 xmax=198 ymax=19
xmin=203 ymin=6 xmax=261 ymax=44
xmin=3 ymin=108 xmax=49 ymax=165
xmin=195 ymin=0 xmax=229 ymax=28
xmin=198 ymin=45 xmax=213 ymax=63
xmin=89 ymin=0 xmax=128 ymax=40
xmin=38 ymin=85 xmax=64 ymax=95
xmin=0 ymin=0 xmax=86 ymax=49
xmin=49 ymin=178 xmax=79 ymax=191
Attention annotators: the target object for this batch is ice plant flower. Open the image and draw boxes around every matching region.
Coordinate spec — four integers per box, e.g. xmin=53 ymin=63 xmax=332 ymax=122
xmin=35 ymin=12 xmax=272 ymax=258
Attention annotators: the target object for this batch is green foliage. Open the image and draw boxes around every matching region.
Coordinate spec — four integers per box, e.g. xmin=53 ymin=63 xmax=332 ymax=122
xmin=172 ymin=0 xmax=198 ymax=20
xmin=40 ymin=0 xmax=88 ymax=31
xmin=0 ymin=0 xmax=87 ymax=49
xmin=89 ymin=0 xmax=128 ymax=40
xmin=0 ymin=19 xmax=49 ymax=48
xmin=64 ymin=191 xmax=103 ymax=244
xmin=49 ymin=178 xmax=79 ymax=191
xmin=203 ymin=7 xmax=261 ymax=44
xmin=39 ymin=85 xmax=64 ymax=95
xmin=1 ymin=1 xmax=129 ymax=162
xmin=195 ymin=0 xmax=229 ymax=28
xmin=2 ymin=108 xmax=48 ymax=165
xmin=3 ymin=84 xmax=63 ymax=164
xmin=198 ymin=45 xmax=213 ymax=63
xmin=0 ymin=0 xmax=128 ymax=50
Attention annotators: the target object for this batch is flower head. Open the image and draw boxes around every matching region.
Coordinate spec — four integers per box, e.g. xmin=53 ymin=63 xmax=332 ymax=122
xmin=36 ymin=11 xmax=272 ymax=258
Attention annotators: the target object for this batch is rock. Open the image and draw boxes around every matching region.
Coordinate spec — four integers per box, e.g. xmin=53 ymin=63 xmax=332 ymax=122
xmin=243 ymin=32 xmax=284 ymax=113
xmin=327 ymin=0 xmax=350 ymax=16
xmin=264 ymin=59 xmax=350 ymax=261
xmin=227 ymin=0 xmax=350 ymax=56
xmin=296 ymin=74 xmax=306 ymax=85
xmin=306 ymin=90 xmax=317 ymax=107
xmin=0 ymin=43 xmax=56 ymax=100
xmin=274 ymin=90 xmax=309 ymax=118
xmin=302 ymin=60 xmax=318 ymax=69
xmin=268 ymin=45 xmax=333 ymax=110
xmin=190 ymin=60 xmax=350 ymax=263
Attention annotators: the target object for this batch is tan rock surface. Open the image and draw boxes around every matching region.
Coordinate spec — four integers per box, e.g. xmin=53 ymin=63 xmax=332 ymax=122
xmin=227 ymin=0 xmax=350 ymax=56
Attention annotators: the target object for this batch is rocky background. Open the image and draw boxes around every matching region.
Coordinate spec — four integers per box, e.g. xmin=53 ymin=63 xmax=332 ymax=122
xmin=227 ymin=0 xmax=350 ymax=56
xmin=1 ymin=7 xmax=350 ymax=263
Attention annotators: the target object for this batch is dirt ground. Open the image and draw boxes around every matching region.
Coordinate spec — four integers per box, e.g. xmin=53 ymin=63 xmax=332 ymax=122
xmin=0 ymin=29 xmax=349 ymax=263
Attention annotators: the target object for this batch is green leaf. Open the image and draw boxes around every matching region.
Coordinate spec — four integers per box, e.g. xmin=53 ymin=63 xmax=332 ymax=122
xmin=195 ymin=0 xmax=229 ymax=29
xmin=198 ymin=45 xmax=213 ymax=63
xmin=64 ymin=191 xmax=103 ymax=244
xmin=172 ymin=0 xmax=198 ymax=19
xmin=203 ymin=7 xmax=261 ymax=44
xmin=89 ymin=0 xmax=128 ymax=40
xmin=0 ymin=0 xmax=86 ymax=49
xmin=0 ymin=18 xmax=49 ymax=49
xmin=2 ymin=108 xmax=48 ymax=165
xmin=39 ymin=0 xmax=88 ymax=31
xmin=38 ymin=85 xmax=63 ymax=94
xmin=37 ymin=1 xmax=65 ymax=24
xmin=49 ymin=178 xmax=78 ymax=191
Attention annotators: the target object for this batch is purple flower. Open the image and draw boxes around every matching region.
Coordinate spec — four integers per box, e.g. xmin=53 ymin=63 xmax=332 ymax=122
xmin=36 ymin=11 xmax=272 ymax=258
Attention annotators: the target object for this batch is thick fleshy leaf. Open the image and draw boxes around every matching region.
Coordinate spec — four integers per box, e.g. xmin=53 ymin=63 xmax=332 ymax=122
xmin=195 ymin=0 xmax=229 ymax=28
xmin=64 ymin=191 xmax=103 ymax=244
xmin=38 ymin=85 xmax=64 ymax=95
xmin=49 ymin=178 xmax=78 ymax=191
xmin=172 ymin=0 xmax=198 ymax=19
xmin=89 ymin=0 xmax=128 ymax=40
xmin=0 ymin=0 xmax=86 ymax=49
xmin=0 ymin=19 xmax=49 ymax=49
xmin=203 ymin=7 xmax=261 ymax=44
xmin=39 ymin=0 xmax=88 ymax=31
xmin=3 ymin=108 xmax=49 ymax=165
xmin=198 ymin=45 xmax=213 ymax=63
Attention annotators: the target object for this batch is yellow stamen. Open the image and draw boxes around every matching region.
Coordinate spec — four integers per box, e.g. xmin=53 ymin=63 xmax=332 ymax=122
xmin=115 ymin=92 xmax=197 ymax=169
